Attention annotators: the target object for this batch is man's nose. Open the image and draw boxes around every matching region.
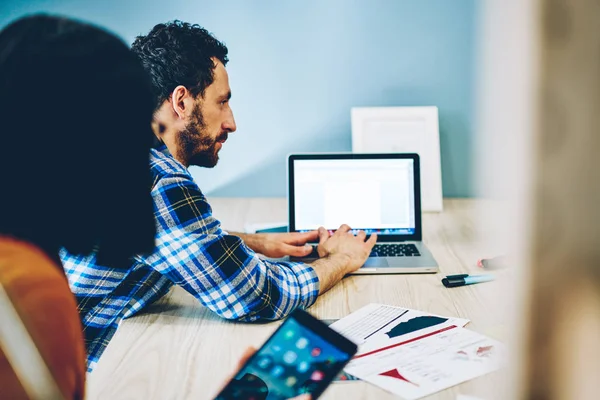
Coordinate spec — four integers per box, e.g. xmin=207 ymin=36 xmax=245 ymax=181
xmin=223 ymin=111 xmax=236 ymax=133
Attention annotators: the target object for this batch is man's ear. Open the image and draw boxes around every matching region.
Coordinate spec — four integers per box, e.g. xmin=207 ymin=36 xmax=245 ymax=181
xmin=170 ymin=85 xmax=192 ymax=120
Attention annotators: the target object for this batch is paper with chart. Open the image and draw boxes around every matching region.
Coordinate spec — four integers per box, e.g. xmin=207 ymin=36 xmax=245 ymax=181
xmin=344 ymin=325 xmax=504 ymax=400
xmin=329 ymin=303 xmax=470 ymax=347
xmin=328 ymin=304 xmax=469 ymax=384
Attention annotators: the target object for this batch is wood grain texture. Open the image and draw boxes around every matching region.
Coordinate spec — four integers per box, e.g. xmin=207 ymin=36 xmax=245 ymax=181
xmin=86 ymin=199 xmax=510 ymax=400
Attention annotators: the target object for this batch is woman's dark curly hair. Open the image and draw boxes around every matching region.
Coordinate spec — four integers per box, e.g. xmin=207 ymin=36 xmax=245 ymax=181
xmin=0 ymin=14 xmax=156 ymax=266
xmin=131 ymin=20 xmax=229 ymax=109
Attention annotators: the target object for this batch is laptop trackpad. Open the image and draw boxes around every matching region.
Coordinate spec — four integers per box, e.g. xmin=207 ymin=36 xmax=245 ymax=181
xmin=363 ymin=258 xmax=389 ymax=268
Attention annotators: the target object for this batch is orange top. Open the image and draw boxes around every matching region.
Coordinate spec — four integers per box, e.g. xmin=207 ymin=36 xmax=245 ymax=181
xmin=0 ymin=236 xmax=86 ymax=399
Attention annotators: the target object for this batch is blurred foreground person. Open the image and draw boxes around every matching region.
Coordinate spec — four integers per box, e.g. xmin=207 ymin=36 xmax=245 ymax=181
xmin=0 ymin=14 xmax=156 ymax=399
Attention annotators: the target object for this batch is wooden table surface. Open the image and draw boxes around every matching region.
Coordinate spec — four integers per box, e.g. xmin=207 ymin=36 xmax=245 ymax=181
xmin=86 ymin=198 xmax=510 ymax=400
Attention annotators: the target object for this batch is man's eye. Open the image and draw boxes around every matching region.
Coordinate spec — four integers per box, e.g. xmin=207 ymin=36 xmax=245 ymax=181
xmin=220 ymin=100 xmax=228 ymax=105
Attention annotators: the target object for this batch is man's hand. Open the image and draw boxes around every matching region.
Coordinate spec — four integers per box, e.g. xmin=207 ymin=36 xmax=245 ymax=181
xmin=310 ymin=225 xmax=377 ymax=294
xmin=316 ymin=225 xmax=376 ymax=270
xmin=236 ymin=231 xmax=319 ymax=258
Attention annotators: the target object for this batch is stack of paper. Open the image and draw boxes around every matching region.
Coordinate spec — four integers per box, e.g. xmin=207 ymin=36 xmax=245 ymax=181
xmin=329 ymin=304 xmax=504 ymax=400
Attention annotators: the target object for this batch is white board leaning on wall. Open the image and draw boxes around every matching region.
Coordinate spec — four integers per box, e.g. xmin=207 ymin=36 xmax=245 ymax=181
xmin=351 ymin=106 xmax=443 ymax=212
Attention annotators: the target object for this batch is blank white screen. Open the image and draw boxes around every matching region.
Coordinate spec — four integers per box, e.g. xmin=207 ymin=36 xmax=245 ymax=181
xmin=293 ymin=158 xmax=415 ymax=231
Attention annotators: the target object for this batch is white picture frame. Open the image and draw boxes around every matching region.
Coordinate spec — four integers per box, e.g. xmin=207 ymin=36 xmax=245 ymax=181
xmin=351 ymin=106 xmax=443 ymax=212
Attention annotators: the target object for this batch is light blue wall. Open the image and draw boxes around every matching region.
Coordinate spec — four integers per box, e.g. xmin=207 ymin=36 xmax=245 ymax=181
xmin=0 ymin=0 xmax=478 ymax=197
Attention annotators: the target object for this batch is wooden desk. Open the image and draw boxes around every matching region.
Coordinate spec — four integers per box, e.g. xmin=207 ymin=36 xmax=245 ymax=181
xmin=86 ymin=198 xmax=509 ymax=400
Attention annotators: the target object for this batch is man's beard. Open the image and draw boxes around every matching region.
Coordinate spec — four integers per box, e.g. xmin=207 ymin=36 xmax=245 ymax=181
xmin=177 ymin=105 xmax=227 ymax=168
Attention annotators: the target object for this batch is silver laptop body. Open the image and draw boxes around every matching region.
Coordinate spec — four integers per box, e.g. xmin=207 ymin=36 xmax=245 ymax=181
xmin=288 ymin=153 xmax=438 ymax=274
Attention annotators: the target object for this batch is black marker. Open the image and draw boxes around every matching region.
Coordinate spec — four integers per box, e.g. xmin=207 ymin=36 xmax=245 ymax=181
xmin=442 ymin=274 xmax=494 ymax=288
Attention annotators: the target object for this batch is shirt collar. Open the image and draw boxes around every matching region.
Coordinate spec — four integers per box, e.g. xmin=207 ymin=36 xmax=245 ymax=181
xmin=152 ymin=143 xmax=189 ymax=172
xmin=155 ymin=143 xmax=172 ymax=157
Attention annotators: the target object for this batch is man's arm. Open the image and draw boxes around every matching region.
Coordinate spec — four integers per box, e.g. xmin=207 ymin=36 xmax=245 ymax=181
xmin=230 ymin=231 xmax=318 ymax=258
xmin=137 ymin=173 xmax=320 ymax=321
xmin=311 ymin=225 xmax=377 ymax=293
xmin=235 ymin=227 xmax=377 ymax=295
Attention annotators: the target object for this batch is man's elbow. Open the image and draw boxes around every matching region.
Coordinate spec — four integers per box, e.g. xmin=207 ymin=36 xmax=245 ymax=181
xmin=206 ymin=298 xmax=288 ymax=322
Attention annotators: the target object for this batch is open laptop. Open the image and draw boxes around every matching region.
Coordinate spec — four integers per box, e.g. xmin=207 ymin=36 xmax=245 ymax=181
xmin=288 ymin=153 xmax=438 ymax=274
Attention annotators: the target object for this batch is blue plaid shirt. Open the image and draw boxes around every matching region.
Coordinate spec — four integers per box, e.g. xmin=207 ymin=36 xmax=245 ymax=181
xmin=60 ymin=146 xmax=320 ymax=372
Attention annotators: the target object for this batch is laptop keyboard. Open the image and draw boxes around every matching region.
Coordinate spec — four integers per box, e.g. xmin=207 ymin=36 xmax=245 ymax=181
xmin=301 ymin=243 xmax=421 ymax=258
xmin=369 ymin=244 xmax=421 ymax=257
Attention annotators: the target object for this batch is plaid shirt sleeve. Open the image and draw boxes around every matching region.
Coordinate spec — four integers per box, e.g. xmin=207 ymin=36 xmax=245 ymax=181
xmin=137 ymin=171 xmax=320 ymax=321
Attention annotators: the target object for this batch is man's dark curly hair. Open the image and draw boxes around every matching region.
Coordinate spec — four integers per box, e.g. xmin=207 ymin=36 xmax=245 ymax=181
xmin=131 ymin=20 xmax=229 ymax=109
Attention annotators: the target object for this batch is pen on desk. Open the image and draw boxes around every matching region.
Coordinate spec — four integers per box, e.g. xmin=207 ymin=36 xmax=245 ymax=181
xmin=442 ymin=274 xmax=495 ymax=288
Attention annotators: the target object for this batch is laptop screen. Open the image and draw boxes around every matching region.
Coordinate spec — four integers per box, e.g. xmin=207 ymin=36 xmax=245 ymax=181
xmin=290 ymin=157 xmax=416 ymax=237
